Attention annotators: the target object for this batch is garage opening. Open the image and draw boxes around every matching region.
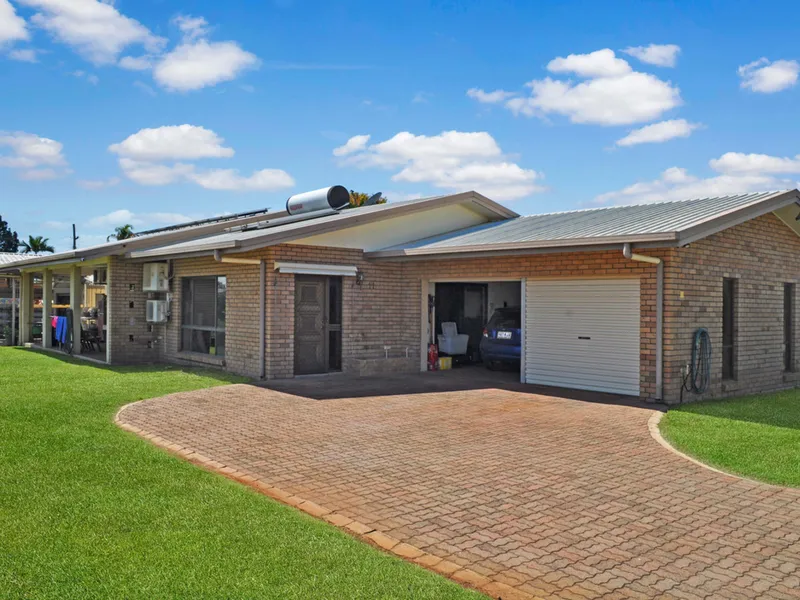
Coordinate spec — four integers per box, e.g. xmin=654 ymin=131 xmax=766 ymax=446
xmin=429 ymin=280 xmax=522 ymax=379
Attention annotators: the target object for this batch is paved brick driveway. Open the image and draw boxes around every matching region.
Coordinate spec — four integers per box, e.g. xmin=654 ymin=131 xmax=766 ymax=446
xmin=118 ymin=369 xmax=800 ymax=599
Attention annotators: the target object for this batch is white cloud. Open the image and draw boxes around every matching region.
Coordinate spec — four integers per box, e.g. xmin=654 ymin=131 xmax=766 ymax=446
xmin=615 ymin=119 xmax=701 ymax=147
xmin=110 ymin=124 xmax=293 ymax=191
xmin=8 ymin=48 xmax=39 ymax=62
xmin=153 ymin=39 xmax=259 ymax=92
xmin=412 ymin=91 xmax=432 ymax=104
xmin=594 ymin=150 xmax=800 ymax=206
xmin=334 ymin=131 xmax=543 ymax=200
xmin=0 ymin=0 xmax=29 ymax=45
xmin=77 ymin=177 xmax=120 ymax=190
xmin=172 ymin=14 xmax=209 ymax=41
xmin=188 ymin=168 xmax=294 ymax=191
xmin=472 ymin=49 xmax=681 ymax=126
xmin=119 ymin=55 xmax=153 ymax=71
xmin=738 ymin=58 xmax=799 ymax=93
xmin=117 ymin=158 xmax=195 ymax=186
xmin=508 ymin=71 xmax=681 ymax=126
xmin=17 ymin=0 xmax=165 ymax=65
xmin=709 ymin=152 xmax=800 ymax=174
xmin=547 ymin=48 xmax=631 ymax=78
xmin=0 ymin=132 xmax=69 ymax=180
xmin=466 ymin=88 xmax=517 ymax=104
xmin=109 ymin=125 xmax=235 ymax=161
xmin=622 ymin=44 xmax=680 ymax=67
xmin=332 ymin=134 xmax=370 ymax=157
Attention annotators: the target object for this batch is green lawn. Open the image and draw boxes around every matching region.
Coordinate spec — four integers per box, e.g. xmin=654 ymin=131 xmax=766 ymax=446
xmin=0 ymin=348 xmax=480 ymax=600
xmin=660 ymin=389 xmax=800 ymax=487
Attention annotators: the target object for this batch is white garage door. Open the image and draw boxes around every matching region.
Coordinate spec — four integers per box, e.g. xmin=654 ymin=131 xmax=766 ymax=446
xmin=524 ymin=278 xmax=640 ymax=396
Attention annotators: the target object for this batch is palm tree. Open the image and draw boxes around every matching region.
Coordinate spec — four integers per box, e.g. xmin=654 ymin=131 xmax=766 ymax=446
xmin=348 ymin=191 xmax=388 ymax=208
xmin=108 ymin=224 xmax=135 ymax=241
xmin=20 ymin=235 xmax=55 ymax=254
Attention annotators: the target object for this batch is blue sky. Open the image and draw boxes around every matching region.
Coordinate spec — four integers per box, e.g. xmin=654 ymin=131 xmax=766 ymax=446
xmin=1 ymin=0 xmax=799 ymax=251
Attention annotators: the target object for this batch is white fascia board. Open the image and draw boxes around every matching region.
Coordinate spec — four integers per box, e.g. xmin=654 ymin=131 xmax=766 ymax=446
xmin=274 ymin=261 xmax=358 ymax=277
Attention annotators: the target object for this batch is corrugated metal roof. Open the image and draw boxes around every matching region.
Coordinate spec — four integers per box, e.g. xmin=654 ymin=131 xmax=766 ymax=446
xmin=0 ymin=252 xmax=40 ymax=266
xmin=373 ymin=191 xmax=798 ymax=255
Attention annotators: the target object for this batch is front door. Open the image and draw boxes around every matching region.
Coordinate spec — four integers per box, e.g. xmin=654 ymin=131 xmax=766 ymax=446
xmin=294 ymin=275 xmax=342 ymax=375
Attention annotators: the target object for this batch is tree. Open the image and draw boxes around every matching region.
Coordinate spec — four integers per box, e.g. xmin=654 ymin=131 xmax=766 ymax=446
xmin=347 ymin=190 xmax=388 ymax=208
xmin=20 ymin=235 xmax=55 ymax=254
xmin=108 ymin=224 xmax=135 ymax=241
xmin=0 ymin=215 xmax=19 ymax=252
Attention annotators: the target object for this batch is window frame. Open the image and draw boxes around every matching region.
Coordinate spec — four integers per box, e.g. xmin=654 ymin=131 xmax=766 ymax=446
xmin=180 ymin=275 xmax=227 ymax=357
xmin=785 ymin=282 xmax=795 ymax=373
xmin=722 ymin=277 xmax=737 ymax=381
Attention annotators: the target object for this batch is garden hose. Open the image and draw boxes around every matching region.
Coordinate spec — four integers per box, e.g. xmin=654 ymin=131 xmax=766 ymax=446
xmin=681 ymin=327 xmax=711 ymax=402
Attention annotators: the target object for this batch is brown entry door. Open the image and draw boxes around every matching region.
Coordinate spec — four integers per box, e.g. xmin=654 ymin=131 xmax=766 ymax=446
xmin=294 ymin=275 xmax=342 ymax=375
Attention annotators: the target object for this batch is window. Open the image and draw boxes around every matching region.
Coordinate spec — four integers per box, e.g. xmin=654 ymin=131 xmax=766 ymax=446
xmin=181 ymin=276 xmax=226 ymax=357
xmin=785 ymin=283 xmax=795 ymax=372
xmin=722 ymin=278 xmax=737 ymax=380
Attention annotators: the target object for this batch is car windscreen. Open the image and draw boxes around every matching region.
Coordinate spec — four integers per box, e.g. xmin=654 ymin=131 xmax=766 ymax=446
xmin=488 ymin=309 xmax=520 ymax=329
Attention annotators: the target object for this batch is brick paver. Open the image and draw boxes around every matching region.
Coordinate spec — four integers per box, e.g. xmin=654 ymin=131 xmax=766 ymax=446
xmin=118 ymin=370 xmax=800 ymax=599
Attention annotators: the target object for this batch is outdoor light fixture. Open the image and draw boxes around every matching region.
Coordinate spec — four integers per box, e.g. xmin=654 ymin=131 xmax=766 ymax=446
xmin=356 ymin=270 xmax=365 ymax=285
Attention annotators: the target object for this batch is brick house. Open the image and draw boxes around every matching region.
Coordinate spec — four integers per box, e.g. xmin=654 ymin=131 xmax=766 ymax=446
xmin=5 ymin=188 xmax=800 ymax=404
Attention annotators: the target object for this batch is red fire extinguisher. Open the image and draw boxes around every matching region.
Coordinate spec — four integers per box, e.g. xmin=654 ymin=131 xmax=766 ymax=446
xmin=427 ymin=294 xmax=438 ymax=370
xmin=428 ymin=342 xmax=439 ymax=371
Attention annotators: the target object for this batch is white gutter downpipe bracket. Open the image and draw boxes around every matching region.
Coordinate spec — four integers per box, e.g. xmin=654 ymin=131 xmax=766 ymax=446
xmin=214 ymin=250 xmax=266 ymax=380
xmin=623 ymin=243 xmax=663 ymax=401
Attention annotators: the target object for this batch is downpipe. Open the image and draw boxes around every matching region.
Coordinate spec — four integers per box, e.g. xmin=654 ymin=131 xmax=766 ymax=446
xmin=623 ymin=243 xmax=663 ymax=401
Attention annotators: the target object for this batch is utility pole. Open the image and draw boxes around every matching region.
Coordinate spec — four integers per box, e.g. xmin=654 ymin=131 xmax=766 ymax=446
xmin=72 ymin=224 xmax=79 ymax=250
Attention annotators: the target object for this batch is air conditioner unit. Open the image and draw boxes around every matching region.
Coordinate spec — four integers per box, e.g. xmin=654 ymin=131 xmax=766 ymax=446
xmin=146 ymin=299 xmax=169 ymax=323
xmin=142 ymin=263 xmax=169 ymax=292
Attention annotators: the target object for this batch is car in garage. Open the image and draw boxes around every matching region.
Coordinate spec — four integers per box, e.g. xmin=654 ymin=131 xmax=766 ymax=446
xmin=480 ymin=307 xmax=521 ymax=369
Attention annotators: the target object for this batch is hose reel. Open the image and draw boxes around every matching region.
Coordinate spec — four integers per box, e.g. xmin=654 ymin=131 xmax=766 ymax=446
xmin=681 ymin=327 xmax=712 ymax=401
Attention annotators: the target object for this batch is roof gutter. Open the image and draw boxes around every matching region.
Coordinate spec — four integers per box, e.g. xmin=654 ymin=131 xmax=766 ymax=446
xmin=623 ymin=243 xmax=663 ymax=401
xmin=214 ymin=250 xmax=266 ymax=380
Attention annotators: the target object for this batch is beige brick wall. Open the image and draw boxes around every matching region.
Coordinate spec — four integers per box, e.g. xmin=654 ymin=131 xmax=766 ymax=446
xmin=663 ymin=213 xmax=800 ymax=403
xmin=105 ymin=211 xmax=800 ymax=405
xmin=107 ymin=257 xmax=166 ymax=364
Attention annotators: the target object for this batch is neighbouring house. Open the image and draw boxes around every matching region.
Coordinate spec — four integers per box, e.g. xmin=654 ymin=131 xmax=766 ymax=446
xmin=3 ymin=188 xmax=800 ymax=404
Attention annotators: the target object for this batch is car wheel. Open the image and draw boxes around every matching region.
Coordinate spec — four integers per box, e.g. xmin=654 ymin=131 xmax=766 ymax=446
xmin=485 ymin=360 xmax=496 ymax=371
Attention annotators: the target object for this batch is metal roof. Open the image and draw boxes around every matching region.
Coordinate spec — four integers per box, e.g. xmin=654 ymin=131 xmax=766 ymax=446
xmin=2 ymin=208 xmax=284 ymax=270
xmin=368 ymin=191 xmax=800 ymax=258
xmin=0 ymin=252 xmax=32 ymax=265
xmin=128 ymin=192 xmax=516 ymax=259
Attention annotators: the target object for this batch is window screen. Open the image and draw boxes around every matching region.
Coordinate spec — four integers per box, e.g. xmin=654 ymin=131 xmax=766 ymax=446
xmin=181 ymin=276 xmax=226 ymax=357
xmin=722 ymin=278 xmax=736 ymax=380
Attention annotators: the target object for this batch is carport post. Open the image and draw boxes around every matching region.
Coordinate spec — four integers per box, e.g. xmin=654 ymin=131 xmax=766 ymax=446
xmin=41 ymin=270 xmax=53 ymax=349
xmin=69 ymin=266 xmax=82 ymax=355
xmin=19 ymin=271 xmax=32 ymax=344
